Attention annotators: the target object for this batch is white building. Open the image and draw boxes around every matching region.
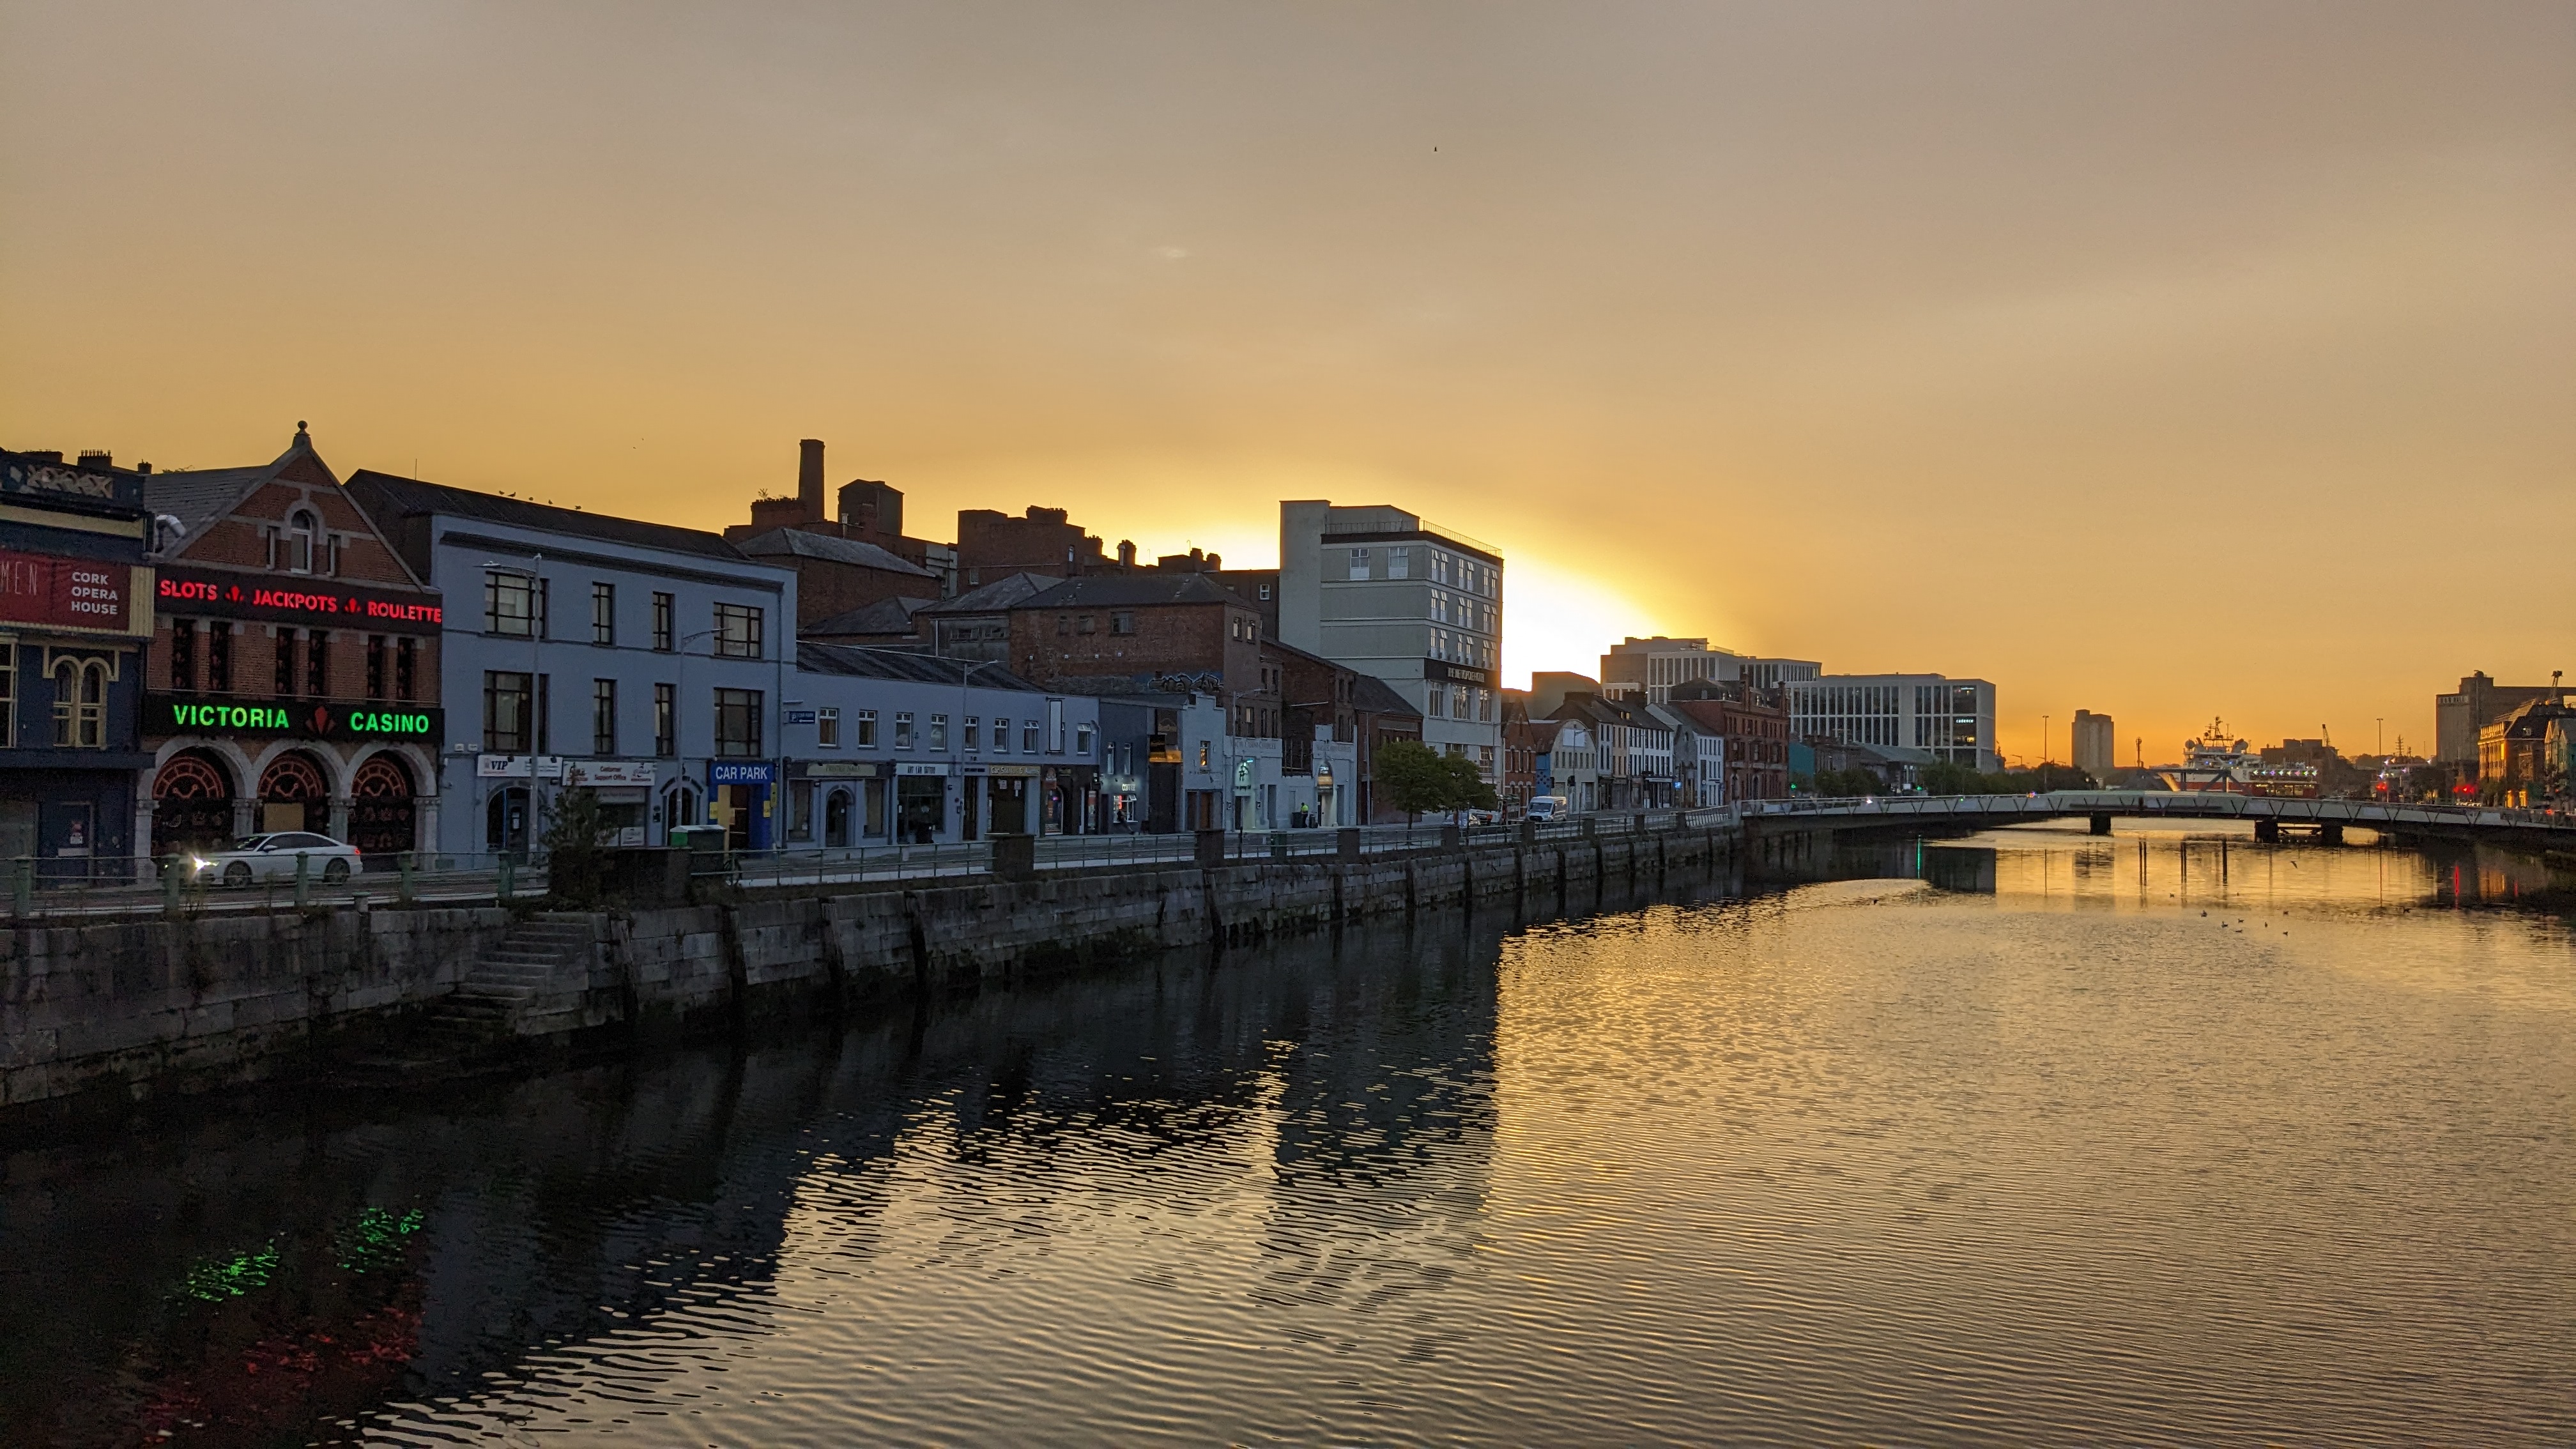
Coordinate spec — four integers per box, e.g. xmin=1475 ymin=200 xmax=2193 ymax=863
xmin=1602 ymin=637 xmax=1742 ymax=704
xmin=1651 ymin=703 xmax=1727 ymax=807
xmin=1788 ymin=674 xmax=1998 ymax=772
xmin=1278 ymin=502 xmax=1503 ymax=780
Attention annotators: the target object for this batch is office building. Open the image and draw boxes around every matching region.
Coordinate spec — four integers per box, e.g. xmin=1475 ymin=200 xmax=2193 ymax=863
xmin=2071 ymin=709 xmax=2115 ymax=777
xmin=1601 ymin=637 xmax=1740 ymax=704
xmin=1278 ymin=501 xmax=1503 ymax=778
xmin=1787 ymin=673 xmax=1997 ymax=772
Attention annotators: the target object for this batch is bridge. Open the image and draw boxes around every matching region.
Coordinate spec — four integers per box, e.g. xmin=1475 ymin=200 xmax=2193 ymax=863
xmin=1740 ymin=791 xmax=2576 ymax=854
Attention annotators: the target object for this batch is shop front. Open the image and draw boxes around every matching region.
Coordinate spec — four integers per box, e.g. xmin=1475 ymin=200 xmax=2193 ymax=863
xmin=565 ymin=758 xmax=657 ymax=846
xmin=797 ymin=760 xmax=886 ymax=848
xmin=708 ymin=760 xmax=777 ymax=851
xmin=142 ymin=700 xmax=444 ymax=857
xmin=973 ymin=764 xmax=1036 ymax=839
xmin=894 ymin=762 xmax=949 ymax=844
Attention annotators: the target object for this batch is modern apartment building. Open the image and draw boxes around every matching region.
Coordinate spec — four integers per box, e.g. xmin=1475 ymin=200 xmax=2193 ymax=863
xmin=2070 ymin=709 xmax=2116 ymax=777
xmin=1600 ymin=637 xmax=1740 ymax=703
xmin=1788 ymin=673 xmax=1998 ymax=772
xmin=1277 ymin=501 xmax=1503 ymax=779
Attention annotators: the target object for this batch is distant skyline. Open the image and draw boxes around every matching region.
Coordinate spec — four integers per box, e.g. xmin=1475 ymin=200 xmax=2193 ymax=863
xmin=4 ymin=1 xmax=2568 ymax=763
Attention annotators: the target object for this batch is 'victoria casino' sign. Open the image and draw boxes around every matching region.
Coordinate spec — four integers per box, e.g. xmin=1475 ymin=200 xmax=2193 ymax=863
xmin=155 ymin=565 xmax=443 ymax=634
xmin=144 ymin=694 xmax=446 ymax=743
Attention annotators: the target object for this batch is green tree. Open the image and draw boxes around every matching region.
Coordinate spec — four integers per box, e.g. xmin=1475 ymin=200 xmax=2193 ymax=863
xmin=1919 ymin=760 xmax=1986 ymax=795
xmin=1375 ymin=740 xmax=1455 ymax=819
xmin=542 ymin=785 xmax=611 ymax=908
xmin=1441 ymin=752 xmax=1501 ymax=814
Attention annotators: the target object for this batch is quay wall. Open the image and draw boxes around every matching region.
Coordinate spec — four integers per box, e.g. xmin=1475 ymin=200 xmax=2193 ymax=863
xmin=1 ymin=825 xmax=1746 ymax=1117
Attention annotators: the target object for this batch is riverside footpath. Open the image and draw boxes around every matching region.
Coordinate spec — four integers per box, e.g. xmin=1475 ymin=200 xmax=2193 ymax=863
xmin=3 ymin=810 xmax=1841 ymax=1123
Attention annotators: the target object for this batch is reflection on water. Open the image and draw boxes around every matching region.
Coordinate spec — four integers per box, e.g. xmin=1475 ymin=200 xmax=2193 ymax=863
xmin=3 ymin=826 xmax=2570 ymax=1445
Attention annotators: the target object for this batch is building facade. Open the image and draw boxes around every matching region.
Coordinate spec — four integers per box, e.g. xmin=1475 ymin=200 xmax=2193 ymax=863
xmin=1788 ymin=673 xmax=1998 ymax=772
xmin=142 ymin=430 xmax=446 ymax=859
xmin=1278 ymin=501 xmax=1503 ymax=781
xmin=2071 ymin=709 xmax=2116 ymax=778
xmin=1602 ymin=637 xmax=1740 ymax=704
xmin=2436 ymin=671 xmax=2561 ymax=770
xmin=0 ymin=448 xmax=158 ymax=867
xmin=347 ymin=470 xmax=795 ymax=854
xmin=1669 ymin=678 xmax=1791 ymax=803
xmin=790 ymin=643 xmax=1101 ymax=843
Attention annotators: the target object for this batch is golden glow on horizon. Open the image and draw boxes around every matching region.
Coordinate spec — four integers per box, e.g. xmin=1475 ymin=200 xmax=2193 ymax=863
xmin=3 ymin=3 xmax=2568 ymax=765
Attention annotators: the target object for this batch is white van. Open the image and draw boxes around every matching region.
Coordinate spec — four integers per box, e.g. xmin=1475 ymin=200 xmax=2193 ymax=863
xmin=1526 ymin=795 xmax=1569 ymax=822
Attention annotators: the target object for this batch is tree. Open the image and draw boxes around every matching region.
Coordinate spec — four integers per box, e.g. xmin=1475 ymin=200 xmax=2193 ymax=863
xmin=542 ymin=786 xmax=611 ymax=908
xmin=1374 ymin=739 xmax=1498 ymax=819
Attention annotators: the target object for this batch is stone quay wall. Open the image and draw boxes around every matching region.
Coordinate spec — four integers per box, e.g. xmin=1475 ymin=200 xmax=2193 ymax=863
xmin=3 ymin=822 xmax=1765 ymax=1117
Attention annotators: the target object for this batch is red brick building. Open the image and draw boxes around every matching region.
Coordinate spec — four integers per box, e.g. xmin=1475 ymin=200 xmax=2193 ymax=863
xmin=1670 ymin=678 xmax=1790 ymax=803
xmin=141 ymin=425 xmax=445 ymax=855
xmin=1005 ymin=574 xmax=1275 ymax=736
xmin=724 ymin=438 xmax=956 ymax=593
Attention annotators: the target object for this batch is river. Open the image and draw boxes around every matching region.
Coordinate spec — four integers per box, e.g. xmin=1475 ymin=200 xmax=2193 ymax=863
xmin=3 ymin=821 xmax=2569 ymax=1445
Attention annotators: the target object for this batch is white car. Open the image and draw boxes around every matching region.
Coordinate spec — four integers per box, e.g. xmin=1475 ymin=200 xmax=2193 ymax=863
xmin=188 ymin=832 xmax=362 ymax=887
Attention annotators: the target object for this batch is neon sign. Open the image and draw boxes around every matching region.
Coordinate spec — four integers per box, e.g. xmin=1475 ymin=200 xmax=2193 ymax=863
xmin=155 ymin=566 xmax=443 ymax=633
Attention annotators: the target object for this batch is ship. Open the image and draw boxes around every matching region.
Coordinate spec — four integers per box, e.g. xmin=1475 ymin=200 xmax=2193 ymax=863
xmin=2159 ymin=719 xmax=2319 ymax=797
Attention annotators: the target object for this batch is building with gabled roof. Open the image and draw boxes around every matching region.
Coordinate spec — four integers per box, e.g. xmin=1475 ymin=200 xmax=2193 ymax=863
xmin=140 ymin=426 xmax=448 ymax=857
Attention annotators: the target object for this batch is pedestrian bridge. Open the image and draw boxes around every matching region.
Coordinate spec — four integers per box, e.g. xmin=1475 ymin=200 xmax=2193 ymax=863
xmin=1740 ymin=791 xmax=2576 ymax=851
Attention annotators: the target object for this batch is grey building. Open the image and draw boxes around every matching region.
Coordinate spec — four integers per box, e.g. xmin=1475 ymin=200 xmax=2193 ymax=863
xmin=348 ymin=471 xmax=799 ymax=854
xmin=791 ymin=643 xmax=1100 ymax=843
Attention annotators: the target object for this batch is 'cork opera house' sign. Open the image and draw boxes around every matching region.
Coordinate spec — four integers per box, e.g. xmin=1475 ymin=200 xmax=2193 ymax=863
xmin=145 ymin=694 xmax=445 ymax=743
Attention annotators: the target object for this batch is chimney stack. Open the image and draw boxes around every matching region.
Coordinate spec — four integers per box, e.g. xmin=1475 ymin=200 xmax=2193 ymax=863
xmin=1117 ymin=540 xmax=1137 ymax=568
xmin=797 ymin=439 xmax=825 ymax=523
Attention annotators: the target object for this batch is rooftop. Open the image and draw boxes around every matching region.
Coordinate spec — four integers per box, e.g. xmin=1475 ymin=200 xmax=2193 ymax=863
xmin=797 ymin=641 xmax=1046 ymax=691
xmin=923 ymin=571 xmax=1062 ymax=615
xmin=804 ymin=596 xmax=936 ymax=638
xmin=736 ymin=527 xmax=937 ymax=577
xmin=1018 ymin=574 xmax=1244 ymax=609
xmin=346 ymin=470 xmax=747 ymax=562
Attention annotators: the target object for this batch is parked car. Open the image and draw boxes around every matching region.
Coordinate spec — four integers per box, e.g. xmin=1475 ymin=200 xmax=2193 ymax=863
xmin=187 ymin=832 xmax=362 ymax=887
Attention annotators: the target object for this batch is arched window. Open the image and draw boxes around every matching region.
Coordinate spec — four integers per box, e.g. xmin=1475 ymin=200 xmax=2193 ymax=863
xmin=286 ymin=509 xmax=321 ymax=574
xmin=51 ymin=660 xmax=105 ymax=748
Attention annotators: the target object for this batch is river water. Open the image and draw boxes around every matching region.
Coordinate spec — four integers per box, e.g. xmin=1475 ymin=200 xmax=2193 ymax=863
xmin=3 ymin=822 xmax=2571 ymax=1445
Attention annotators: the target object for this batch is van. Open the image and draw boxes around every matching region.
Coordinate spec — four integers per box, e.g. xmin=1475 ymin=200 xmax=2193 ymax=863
xmin=1526 ymin=795 xmax=1569 ymax=822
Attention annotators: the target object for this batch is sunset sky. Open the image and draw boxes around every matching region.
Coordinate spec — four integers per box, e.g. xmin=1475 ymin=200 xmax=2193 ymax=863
xmin=4 ymin=1 xmax=2569 ymax=765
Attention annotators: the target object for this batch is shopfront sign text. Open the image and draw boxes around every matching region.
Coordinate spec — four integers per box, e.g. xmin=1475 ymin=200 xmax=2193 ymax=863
xmin=0 ymin=550 xmax=140 ymax=634
xmin=155 ymin=565 xmax=443 ymax=634
xmin=148 ymin=694 xmax=445 ymax=742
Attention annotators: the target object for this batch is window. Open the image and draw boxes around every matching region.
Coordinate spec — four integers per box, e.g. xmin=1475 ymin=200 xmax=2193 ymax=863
xmin=1388 ymin=546 xmax=1411 ymax=579
xmin=654 ymin=682 xmax=676 ymax=756
xmin=714 ymin=602 xmax=763 ymax=659
xmin=712 ymin=687 xmax=762 ymax=757
xmin=275 ymin=628 xmax=299 ymax=696
xmin=1048 ymin=698 xmax=1065 ymax=754
xmin=169 ymin=620 xmax=197 ymax=691
xmin=285 ymin=509 xmax=320 ymax=574
xmin=1257 ymin=583 xmax=1272 ymax=601
xmin=0 ymin=645 xmax=12 ymax=747
xmin=365 ymin=634 xmax=387 ymax=700
xmin=1056 ymin=614 xmax=1071 ymax=636
xmin=1426 ymin=685 xmax=1445 ymax=717
xmin=1347 ymin=548 xmax=1370 ymax=581
xmin=929 ymin=714 xmax=948 ymax=751
xmin=485 ymin=571 xmax=536 ymax=637
xmin=395 ymin=637 xmax=417 ymax=701
xmin=1075 ymin=722 xmax=1094 ymax=756
xmin=484 ymin=671 xmax=533 ymax=754
xmin=592 ymin=678 xmax=617 ymax=756
xmin=1022 ymin=719 xmax=1040 ymax=753
xmin=818 ymin=707 xmax=841 ymax=748
xmin=306 ymin=631 xmax=328 ymax=698
xmin=1197 ymin=740 xmax=1211 ymax=770
xmin=1111 ymin=611 xmax=1135 ymax=635
xmin=788 ymin=780 xmax=814 ymax=841
xmin=592 ymin=582 xmax=615 ymax=645
xmin=855 ymin=709 xmax=878 ymax=747
xmin=963 ymin=715 xmax=979 ymax=753
xmin=894 ymin=712 xmax=915 ymax=749
xmin=207 ymin=624 xmax=232 ymax=693
xmin=652 ymin=592 xmax=675 ymax=651
xmin=50 ymin=660 xmax=105 ymax=748
xmin=991 ymin=717 xmax=1009 ymax=752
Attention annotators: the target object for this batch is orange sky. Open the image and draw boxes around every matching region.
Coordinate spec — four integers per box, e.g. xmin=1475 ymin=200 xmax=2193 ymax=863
xmin=5 ymin=1 xmax=2570 ymax=766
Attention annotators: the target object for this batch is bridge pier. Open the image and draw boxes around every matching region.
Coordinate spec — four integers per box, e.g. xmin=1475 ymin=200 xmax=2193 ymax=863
xmin=2319 ymin=822 xmax=2344 ymax=847
xmin=2089 ymin=813 xmax=2112 ymax=836
xmin=2255 ymin=818 xmax=2280 ymax=843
